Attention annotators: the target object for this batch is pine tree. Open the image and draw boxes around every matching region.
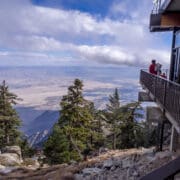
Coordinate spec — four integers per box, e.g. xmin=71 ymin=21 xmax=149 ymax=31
xmin=20 ymin=138 xmax=35 ymax=158
xmin=88 ymin=103 xmax=105 ymax=149
xmin=106 ymin=88 xmax=121 ymax=149
xmin=59 ymin=79 xmax=94 ymax=161
xmin=44 ymin=124 xmax=70 ymax=164
xmin=0 ymin=80 xmax=21 ymax=147
xmin=44 ymin=79 xmax=94 ymax=163
xmin=105 ymin=89 xmax=145 ymax=150
xmin=117 ymin=102 xmax=144 ymax=149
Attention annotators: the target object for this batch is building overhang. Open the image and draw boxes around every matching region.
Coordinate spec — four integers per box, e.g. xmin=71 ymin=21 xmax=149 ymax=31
xmin=164 ymin=0 xmax=180 ymax=12
xmin=150 ymin=0 xmax=180 ymax=32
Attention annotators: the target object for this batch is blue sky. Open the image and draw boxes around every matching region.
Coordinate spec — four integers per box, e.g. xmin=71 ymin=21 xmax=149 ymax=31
xmin=0 ymin=0 xmax=172 ymax=67
xmin=32 ymin=0 xmax=112 ymax=17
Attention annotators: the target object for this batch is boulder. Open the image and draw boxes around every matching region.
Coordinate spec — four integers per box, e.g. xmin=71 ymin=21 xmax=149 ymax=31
xmin=0 ymin=164 xmax=5 ymax=170
xmin=110 ymin=166 xmax=116 ymax=171
xmin=22 ymin=158 xmax=40 ymax=169
xmin=75 ymin=174 xmax=84 ymax=180
xmin=112 ymin=159 xmax=122 ymax=168
xmin=122 ymin=158 xmax=131 ymax=169
xmin=2 ymin=146 xmax=22 ymax=159
xmin=127 ymin=165 xmax=139 ymax=179
xmin=99 ymin=147 xmax=109 ymax=154
xmin=0 ymin=166 xmax=17 ymax=174
xmin=0 ymin=153 xmax=21 ymax=166
xmin=155 ymin=151 xmax=172 ymax=159
xmin=103 ymin=159 xmax=113 ymax=169
xmin=82 ymin=168 xmax=102 ymax=176
xmin=141 ymin=147 xmax=155 ymax=156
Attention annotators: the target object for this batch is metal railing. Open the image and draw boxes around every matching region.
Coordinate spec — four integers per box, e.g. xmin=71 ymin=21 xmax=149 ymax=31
xmin=152 ymin=0 xmax=171 ymax=14
xmin=140 ymin=70 xmax=180 ymax=126
xmin=141 ymin=156 xmax=180 ymax=180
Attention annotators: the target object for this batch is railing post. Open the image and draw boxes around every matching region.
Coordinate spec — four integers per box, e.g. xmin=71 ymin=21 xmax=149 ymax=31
xmin=169 ymin=28 xmax=177 ymax=81
xmin=170 ymin=126 xmax=179 ymax=151
xmin=154 ymin=76 xmax=157 ymax=98
xmin=160 ymin=121 xmax=165 ymax=151
xmin=163 ymin=80 xmax=167 ymax=111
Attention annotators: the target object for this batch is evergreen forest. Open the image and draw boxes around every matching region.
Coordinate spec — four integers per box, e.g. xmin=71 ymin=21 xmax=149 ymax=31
xmin=43 ymin=79 xmax=158 ymax=164
xmin=0 ymin=80 xmax=158 ymax=164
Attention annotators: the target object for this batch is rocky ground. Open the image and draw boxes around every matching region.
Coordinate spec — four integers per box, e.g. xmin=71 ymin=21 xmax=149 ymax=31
xmin=0 ymin=147 xmax=179 ymax=180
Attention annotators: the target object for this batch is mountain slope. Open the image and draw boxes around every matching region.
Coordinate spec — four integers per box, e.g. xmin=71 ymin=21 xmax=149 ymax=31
xmin=25 ymin=110 xmax=59 ymax=147
xmin=16 ymin=107 xmax=44 ymax=133
xmin=27 ymin=110 xmax=59 ymax=135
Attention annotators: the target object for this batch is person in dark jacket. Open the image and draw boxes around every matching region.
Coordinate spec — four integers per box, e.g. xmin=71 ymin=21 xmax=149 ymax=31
xmin=149 ymin=59 xmax=157 ymax=75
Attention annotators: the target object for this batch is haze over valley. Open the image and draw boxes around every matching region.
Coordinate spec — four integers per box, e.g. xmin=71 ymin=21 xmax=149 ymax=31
xmin=0 ymin=65 xmax=140 ymax=139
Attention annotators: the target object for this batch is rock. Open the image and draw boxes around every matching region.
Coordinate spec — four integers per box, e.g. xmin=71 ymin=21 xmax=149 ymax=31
xmin=113 ymin=159 xmax=122 ymax=168
xmin=70 ymin=160 xmax=77 ymax=165
xmin=145 ymin=156 xmax=156 ymax=163
xmin=131 ymin=153 xmax=141 ymax=162
xmin=82 ymin=168 xmax=102 ymax=175
xmin=127 ymin=166 xmax=139 ymax=180
xmin=113 ymin=174 xmax=120 ymax=179
xmin=60 ymin=172 xmax=75 ymax=180
xmin=141 ymin=147 xmax=155 ymax=156
xmin=155 ymin=151 xmax=172 ymax=159
xmin=74 ymin=174 xmax=84 ymax=180
xmin=132 ymin=170 xmax=139 ymax=177
xmin=22 ymin=158 xmax=40 ymax=169
xmin=0 ymin=165 xmax=5 ymax=170
xmin=82 ymin=168 xmax=102 ymax=176
xmin=99 ymin=147 xmax=109 ymax=154
xmin=95 ymin=162 xmax=102 ymax=168
xmin=0 ymin=166 xmax=17 ymax=174
xmin=2 ymin=146 xmax=22 ymax=162
xmin=122 ymin=158 xmax=131 ymax=168
xmin=103 ymin=159 xmax=113 ymax=169
xmin=174 ymin=172 xmax=180 ymax=180
xmin=2 ymin=146 xmax=21 ymax=156
xmin=0 ymin=153 xmax=21 ymax=166
xmin=110 ymin=166 xmax=116 ymax=171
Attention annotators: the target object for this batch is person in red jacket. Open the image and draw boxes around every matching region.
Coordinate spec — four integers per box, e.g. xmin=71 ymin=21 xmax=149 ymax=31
xmin=149 ymin=59 xmax=157 ymax=75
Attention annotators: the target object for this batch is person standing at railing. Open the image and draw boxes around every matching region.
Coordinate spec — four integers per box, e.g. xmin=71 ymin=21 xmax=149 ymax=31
xmin=156 ymin=63 xmax=162 ymax=75
xmin=160 ymin=72 xmax=167 ymax=78
xmin=149 ymin=59 xmax=157 ymax=75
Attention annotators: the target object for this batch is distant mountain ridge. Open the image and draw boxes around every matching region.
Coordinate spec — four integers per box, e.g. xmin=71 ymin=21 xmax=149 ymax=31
xmin=26 ymin=110 xmax=59 ymax=147
xmin=16 ymin=107 xmax=59 ymax=147
xmin=16 ymin=107 xmax=44 ymax=133
xmin=28 ymin=129 xmax=51 ymax=147
xmin=27 ymin=110 xmax=59 ymax=135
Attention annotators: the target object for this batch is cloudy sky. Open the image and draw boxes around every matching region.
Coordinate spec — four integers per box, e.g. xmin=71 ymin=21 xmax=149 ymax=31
xmin=0 ymin=0 xmax=172 ymax=67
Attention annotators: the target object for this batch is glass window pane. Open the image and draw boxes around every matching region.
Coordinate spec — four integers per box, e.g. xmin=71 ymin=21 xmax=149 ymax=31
xmin=175 ymin=31 xmax=180 ymax=48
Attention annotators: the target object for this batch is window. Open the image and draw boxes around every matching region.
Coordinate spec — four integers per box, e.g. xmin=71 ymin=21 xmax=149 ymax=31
xmin=175 ymin=30 xmax=180 ymax=48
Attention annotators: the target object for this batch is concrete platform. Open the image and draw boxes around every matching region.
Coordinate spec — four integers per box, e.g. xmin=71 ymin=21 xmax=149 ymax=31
xmin=138 ymin=91 xmax=154 ymax=102
xmin=146 ymin=106 xmax=164 ymax=123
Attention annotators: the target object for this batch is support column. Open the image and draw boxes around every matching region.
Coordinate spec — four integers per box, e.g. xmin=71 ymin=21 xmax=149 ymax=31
xmin=170 ymin=126 xmax=179 ymax=151
xmin=169 ymin=28 xmax=176 ymax=81
xmin=160 ymin=121 xmax=165 ymax=151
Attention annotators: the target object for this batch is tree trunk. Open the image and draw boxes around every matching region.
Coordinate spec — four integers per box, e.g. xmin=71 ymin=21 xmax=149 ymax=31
xmin=69 ymin=135 xmax=83 ymax=160
xmin=4 ymin=122 xmax=9 ymax=145
xmin=113 ymin=133 xmax=116 ymax=149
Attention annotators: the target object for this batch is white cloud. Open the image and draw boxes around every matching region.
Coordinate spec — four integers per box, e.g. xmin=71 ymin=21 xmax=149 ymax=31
xmin=0 ymin=0 xmax=171 ymax=67
xmin=75 ymin=45 xmax=170 ymax=67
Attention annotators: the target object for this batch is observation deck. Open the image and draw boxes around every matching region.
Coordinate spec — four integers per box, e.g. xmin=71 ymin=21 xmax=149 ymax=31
xmin=140 ymin=70 xmax=180 ymax=133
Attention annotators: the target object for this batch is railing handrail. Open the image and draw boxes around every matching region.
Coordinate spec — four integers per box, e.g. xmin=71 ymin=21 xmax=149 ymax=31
xmin=140 ymin=156 xmax=180 ymax=180
xmin=140 ymin=70 xmax=180 ymax=129
xmin=141 ymin=69 xmax=180 ymax=87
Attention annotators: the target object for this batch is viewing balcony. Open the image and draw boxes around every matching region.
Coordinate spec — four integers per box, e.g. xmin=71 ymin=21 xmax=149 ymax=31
xmin=140 ymin=70 xmax=180 ymax=133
